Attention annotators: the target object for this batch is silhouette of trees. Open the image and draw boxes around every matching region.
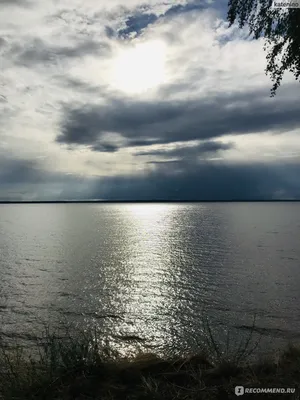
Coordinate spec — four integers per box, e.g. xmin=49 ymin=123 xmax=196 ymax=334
xmin=227 ymin=0 xmax=300 ymax=96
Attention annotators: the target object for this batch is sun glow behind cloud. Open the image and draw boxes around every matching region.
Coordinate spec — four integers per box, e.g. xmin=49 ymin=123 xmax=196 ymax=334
xmin=0 ymin=0 xmax=300 ymax=201
xmin=111 ymin=40 xmax=167 ymax=94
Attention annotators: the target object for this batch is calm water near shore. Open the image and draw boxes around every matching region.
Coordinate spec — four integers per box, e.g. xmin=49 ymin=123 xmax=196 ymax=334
xmin=0 ymin=202 xmax=300 ymax=356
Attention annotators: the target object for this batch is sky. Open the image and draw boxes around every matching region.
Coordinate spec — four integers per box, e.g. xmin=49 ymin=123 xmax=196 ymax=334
xmin=0 ymin=0 xmax=299 ymax=201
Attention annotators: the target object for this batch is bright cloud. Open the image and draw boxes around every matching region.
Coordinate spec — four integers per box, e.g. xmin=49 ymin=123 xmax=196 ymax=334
xmin=0 ymin=0 xmax=299 ymax=200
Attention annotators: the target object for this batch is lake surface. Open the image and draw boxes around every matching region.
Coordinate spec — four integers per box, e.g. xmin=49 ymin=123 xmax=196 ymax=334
xmin=0 ymin=202 xmax=300 ymax=357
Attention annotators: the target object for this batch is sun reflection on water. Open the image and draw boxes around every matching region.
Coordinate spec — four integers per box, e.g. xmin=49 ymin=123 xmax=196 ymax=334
xmin=109 ymin=203 xmax=183 ymax=356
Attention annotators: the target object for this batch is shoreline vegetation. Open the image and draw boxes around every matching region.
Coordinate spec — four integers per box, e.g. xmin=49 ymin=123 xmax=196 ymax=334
xmin=0 ymin=319 xmax=299 ymax=399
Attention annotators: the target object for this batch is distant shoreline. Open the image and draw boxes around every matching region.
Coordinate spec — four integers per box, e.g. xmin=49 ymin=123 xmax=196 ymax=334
xmin=0 ymin=200 xmax=299 ymax=204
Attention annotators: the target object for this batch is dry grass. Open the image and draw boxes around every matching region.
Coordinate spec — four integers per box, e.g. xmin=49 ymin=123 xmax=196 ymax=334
xmin=0 ymin=319 xmax=299 ymax=400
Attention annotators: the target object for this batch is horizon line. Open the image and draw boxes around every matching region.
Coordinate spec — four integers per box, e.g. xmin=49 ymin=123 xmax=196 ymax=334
xmin=0 ymin=199 xmax=299 ymax=204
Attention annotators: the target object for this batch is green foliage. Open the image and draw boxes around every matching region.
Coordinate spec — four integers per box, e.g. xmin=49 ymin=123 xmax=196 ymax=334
xmin=227 ymin=0 xmax=300 ymax=96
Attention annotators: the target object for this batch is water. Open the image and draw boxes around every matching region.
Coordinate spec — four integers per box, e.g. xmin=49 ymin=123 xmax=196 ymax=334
xmin=0 ymin=202 xmax=300 ymax=357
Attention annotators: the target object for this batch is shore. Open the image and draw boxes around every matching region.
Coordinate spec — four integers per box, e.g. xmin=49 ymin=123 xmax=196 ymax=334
xmin=0 ymin=323 xmax=299 ymax=399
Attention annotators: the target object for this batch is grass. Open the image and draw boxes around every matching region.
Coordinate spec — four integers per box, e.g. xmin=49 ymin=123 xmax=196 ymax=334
xmin=0 ymin=317 xmax=299 ymax=400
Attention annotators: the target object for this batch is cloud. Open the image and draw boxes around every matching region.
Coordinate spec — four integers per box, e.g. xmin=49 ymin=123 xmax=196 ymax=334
xmin=14 ymin=38 xmax=110 ymax=67
xmin=57 ymin=86 xmax=300 ymax=152
xmin=91 ymin=143 xmax=119 ymax=152
xmin=88 ymin=161 xmax=300 ymax=201
xmin=118 ymin=13 xmax=158 ymax=38
xmin=1 ymin=152 xmax=300 ymax=201
xmin=0 ymin=153 xmax=94 ymax=201
xmin=163 ymin=0 xmax=210 ymax=17
xmin=0 ymin=0 xmax=31 ymax=6
xmin=117 ymin=0 xmax=210 ymax=38
xmin=134 ymin=140 xmax=234 ymax=158
xmin=0 ymin=156 xmax=44 ymax=185
xmin=0 ymin=0 xmax=299 ymax=201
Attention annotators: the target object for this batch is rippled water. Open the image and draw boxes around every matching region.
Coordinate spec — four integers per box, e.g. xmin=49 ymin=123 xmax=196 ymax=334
xmin=0 ymin=202 xmax=300 ymax=356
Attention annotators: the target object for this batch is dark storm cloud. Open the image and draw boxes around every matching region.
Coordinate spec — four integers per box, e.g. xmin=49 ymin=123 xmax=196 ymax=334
xmin=0 ymin=156 xmax=50 ymax=185
xmin=91 ymin=143 xmax=119 ymax=152
xmin=146 ymin=160 xmax=181 ymax=164
xmin=135 ymin=140 xmax=234 ymax=158
xmin=0 ymin=155 xmax=93 ymax=201
xmin=91 ymin=161 xmax=300 ymax=201
xmin=127 ymin=138 xmax=158 ymax=147
xmin=57 ymin=86 xmax=300 ymax=152
xmin=1 ymin=153 xmax=300 ymax=201
xmin=0 ymin=155 xmax=82 ymax=187
xmin=13 ymin=38 xmax=110 ymax=67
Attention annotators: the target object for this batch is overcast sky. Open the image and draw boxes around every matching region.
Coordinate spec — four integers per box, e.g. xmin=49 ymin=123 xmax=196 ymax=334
xmin=0 ymin=0 xmax=299 ymax=201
